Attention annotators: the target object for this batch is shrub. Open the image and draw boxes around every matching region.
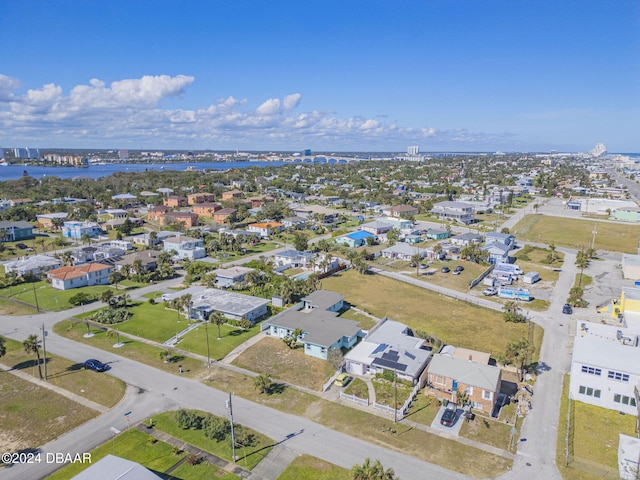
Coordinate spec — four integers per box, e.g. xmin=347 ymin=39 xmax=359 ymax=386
xmin=175 ymin=409 xmax=204 ymax=430
xmin=148 ymin=298 xmax=156 ymax=305
xmin=69 ymin=292 xmax=96 ymax=306
xmin=186 ymin=454 xmax=202 ymax=466
xmin=203 ymin=416 xmax=230 ymax=441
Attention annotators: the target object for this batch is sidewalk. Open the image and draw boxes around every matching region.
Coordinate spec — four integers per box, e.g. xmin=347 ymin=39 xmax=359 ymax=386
xmin=0 ymin=362 xmax=108 ymax=413
xmin=137 ymin=423 xmax=252 ymax=478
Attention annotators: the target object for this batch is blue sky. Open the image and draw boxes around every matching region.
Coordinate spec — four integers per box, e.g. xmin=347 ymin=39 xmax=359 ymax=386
xmin=0 ymin=0 xmax=638 ymax=152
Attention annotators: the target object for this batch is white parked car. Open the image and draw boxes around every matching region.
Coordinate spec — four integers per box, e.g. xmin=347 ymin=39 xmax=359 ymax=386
xmin=483 ymin=287 xmax=498 ymax=296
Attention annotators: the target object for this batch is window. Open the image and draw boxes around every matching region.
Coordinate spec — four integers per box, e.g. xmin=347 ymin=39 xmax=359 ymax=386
xmin=608 ymin=371 xmax=630 ymax=382
xmin=483 ymin=390 xmax=492 ymax=400
xmin=581 ymin=365 xmax=601 ymax=376
xmin=465 ymin=386 xmax=473 ymax=395
xmin=433 ymin=375 xmax=446 ymax=386
xmin=614 ymin=394 xmax=637 ymax=406
xmin=578 ymin=385 xmax=601 ymax=398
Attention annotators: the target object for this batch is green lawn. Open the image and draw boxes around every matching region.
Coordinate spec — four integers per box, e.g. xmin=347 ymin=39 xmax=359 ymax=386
xmin=322 ymin=269 xmax=534 ymax=356
xmin=1 ymin=338 xmax=125 ymax=408
xmin=371 ymin=378 xmax=412 ymax=408
xmin=0 ymin=297 xmax=38 ymax=315
xmin=407 ymin=260 xmax=489 ymax=291
xmin=513 ymin=215 xmax=640 ymax=253
xmin=556 ymin=375 xmax=636 ymax=480
xmin=152 ymin=410 xmax=273 ymax=470
xmin=232 ymin=337 xmax=335 ymax=391
xmin=0 ymin=374 xmax=97 ymax=456
xmin=337 ymin=308 xmax=377 ymax=330
xmin=343 ymin=378 xmax=368 ymax=399
xmin=175 ymin=322 xmax=261 ymax=361
xmin=53 ymin=320 xmax=207 ymax=377
xmin=46 ymin=428 xmax=187 ymax=480
xmin=403 ymin=393 xmax=440 ymax=426
xmin=276 ymin=455 xmax=350 ymax=480
xmin=0 ymin=280 xmax=123 ymax=312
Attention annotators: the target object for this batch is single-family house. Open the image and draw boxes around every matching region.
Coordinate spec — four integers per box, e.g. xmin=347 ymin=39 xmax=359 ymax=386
xmin=569 ymin=321 xmax=640 ymax=416
xmin=187 ymin=192 xmax=215 ymax=205
xmin=344 ymin=318 xmax=432 ymax=384
xmin=481 ymin=242 xmax=511 ymax=264
xmin=61 ymin=221 xmax=102 ymax=239
xmin=214 ymin=266 xmax=255 ymax=288
xmin=4 ymin=255 xmax=62 ymax=277
xmin=273 ymin=249 xmax=314 ymax=269
xmin=485 ymin=232 xmax=516 ymax=250
xmin=265 ymin=290 xmax=360 ymax=360
xmin=425 ymin=228 xmax=450 ymax=240
xmin=213 ymin=208 xmax=237 ymax=224
xmin=451 ymin=232 xmax=482 ymax=247
xmin=431 ymin=201 xmax=476 ymax=224
xmin=115 ymin=250 xmax=159 ymax=273
xmin=382 ymin=205 xmax=420 ymax=218
xmin=381 ymin=243 xmax=426 ymax=261
xmin=173 ymin=286 xmax=268 ymax=322
xmin=247 ymin=195 xmax=274 ymax=208
xmin=158 ymin=211 xmax=199 ymax=228
xmin=426 ymin=346 xmax=502 ymax=412
xmin=163 ymin=236 xmax=206 ymax=260
xmin=282 ymin=216 xmax=307 ymax=229
xmin=0 ymin=220 xmax=34 ymax=241
xmin=360 ymin=220 xmax=393 ymax=236
xmin=47 ymin=263 xmax=113 ymax=290
xmin=192 ymin=203 xmax=222 ymax=217
xmin=163 ymin=196 xmax=188 ymax=207
xmin=248 ymin=222 xmax=284 ymax=238
xmin=334 ymin=231 xmax=375 ymax=248
xmin=71 ymin=454 xmax=163 ymax=480
xmin=36 ymin=212 xmax=69 ymax=230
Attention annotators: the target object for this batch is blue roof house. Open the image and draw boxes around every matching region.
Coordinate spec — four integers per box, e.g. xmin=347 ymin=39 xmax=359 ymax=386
xmin=334 ymin=230 xmax=375 ymax=248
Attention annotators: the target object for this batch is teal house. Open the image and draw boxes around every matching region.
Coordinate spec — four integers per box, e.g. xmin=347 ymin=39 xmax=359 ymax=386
xmin=0 ymin=221 xmax=34 ymax=241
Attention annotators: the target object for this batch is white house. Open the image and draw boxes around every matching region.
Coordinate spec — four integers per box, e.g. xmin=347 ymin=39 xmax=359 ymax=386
xmin=273 ymin=249 xmax=314 ymax=269
xmin=215 ymin=266 xmax=254 ymax=288
xmin=47 ymin=263 xmax=113 ymax=290
xmin=163 ymin=236 xmax=206 ymax=260
xmin=344 ymin=318 xmax=431 ymax=384
xmin=4 ymin=255 xmax=62 ymax=277
xmin=431 ymin=201 xmax=476 ymax=224
xmin=485 ymin=232 xmax=516 ymax=250
xmin=381 ymin=243 xmax=426 ymax=262
xmin=172 ymin=286 xmax=269 ymax=323
xmin=569 ymin=321 xmax=640 ymax=416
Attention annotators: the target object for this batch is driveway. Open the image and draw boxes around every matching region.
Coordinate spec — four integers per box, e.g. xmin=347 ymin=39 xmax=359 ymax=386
xmin=431 ymin=405 xmax=465 ymax=436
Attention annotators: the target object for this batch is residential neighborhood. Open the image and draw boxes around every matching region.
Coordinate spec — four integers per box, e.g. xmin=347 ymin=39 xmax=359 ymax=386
xmin=1 ymin=150 xmax=640 ymax=480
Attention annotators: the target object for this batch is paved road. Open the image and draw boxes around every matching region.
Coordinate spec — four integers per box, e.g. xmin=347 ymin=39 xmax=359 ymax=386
xmin=0 ymin=218 xmax=580 ymax=479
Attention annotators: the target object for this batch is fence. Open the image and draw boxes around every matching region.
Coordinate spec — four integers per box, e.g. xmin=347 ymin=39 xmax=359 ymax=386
xmin=322 ymin=369 xmax=343 ymax=392
xmin=339 ymin=391 xmax=369 ymax=406
xmin=469 ymin=265 xmax=495 ymax=290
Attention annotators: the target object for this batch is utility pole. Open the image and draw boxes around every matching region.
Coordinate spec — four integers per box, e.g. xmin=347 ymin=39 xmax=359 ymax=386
xmin=227 ymin=393 xmax=236 ymax=462
xmin=32 ymin=282 xmax=40 ymax=312
xmin=42 ymin=324 xmax=48 ymax=381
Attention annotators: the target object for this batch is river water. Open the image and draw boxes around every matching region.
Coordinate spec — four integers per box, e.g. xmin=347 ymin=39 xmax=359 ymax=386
xmin=0 ymin=161 xmax=286 ymax=182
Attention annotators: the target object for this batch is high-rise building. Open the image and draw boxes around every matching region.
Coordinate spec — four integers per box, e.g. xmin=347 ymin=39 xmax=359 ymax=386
xmin=13 ymin=147 xmax=40 ymax=159
xmin=118 ymin=149 xmax=129 ymax=160
xmin=407 ymin=146 xmax=420 ymax=155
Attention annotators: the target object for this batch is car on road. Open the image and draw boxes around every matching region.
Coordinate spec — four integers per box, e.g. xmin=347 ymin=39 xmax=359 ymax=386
xmin=562 ymin=304 xmax=573 ymax=314
xmin=440 ymin=404 xmax=457 ymax=427
xmin=441 ymin=266 xmax=450 ymax=273
xmin=84 ymin=359 xmax=110 ymax=372
xmin=16 ymin=243 xmax=28 ymax=249
xmin=483 ymin=287 xmax=498 ymax=296
xmin=452 ymin=266 xmax=464 ymax=275
xmin=334 ymin=373 xmax=351 ymax=387
xmin=419 ymin=263 xmax=428 ymax=269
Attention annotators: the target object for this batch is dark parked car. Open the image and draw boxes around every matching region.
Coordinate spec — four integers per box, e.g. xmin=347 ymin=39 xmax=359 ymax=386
xmin=562 ymin=304 xmax=573 ymax=315
xmin=84 ymin=359 xmax=110 ymax=372
xmin=453 ymin=266 xmax=464 ymax=274
xmin=441 ymin=266 xmax=450 ymax=273
xmin=16 ymin=243 xmax=28 ymax=249
xmin=440 ymin=404 xmax=457 ymax=427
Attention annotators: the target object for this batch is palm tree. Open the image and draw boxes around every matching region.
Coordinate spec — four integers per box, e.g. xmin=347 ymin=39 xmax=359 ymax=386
xmin=61 ymin=251 xmax=73 ymax=266
xmin=0 ymin=336 xmax=6 ymax=359
xmin=209 ymin=311 xmax=225 ymax=339
xmin=23 ymin=334 xmax=43 ymax=379
xmin=253 ymin=374 xmax=272 ymax=394
xmin=81 ymin=233 xmax=91 ymax=246
xmin=411 ymin=253 xmax=421 ymax=276
xmin=351 ymin=458 xmax=397 ymax=480
xmin=576 ymin=250 xmax=589 ymax=287
xmin=109 ymin=271 xmax=124 ymax=290
xmin=99 ymin=289 xmax=115 ymax=306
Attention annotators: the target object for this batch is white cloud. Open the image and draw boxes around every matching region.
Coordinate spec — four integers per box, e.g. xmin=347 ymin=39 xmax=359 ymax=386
xmin=0 ymin=74 xmax=20 ymax=101
xmin=0 ymin=73 xmax=514 ymax=149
